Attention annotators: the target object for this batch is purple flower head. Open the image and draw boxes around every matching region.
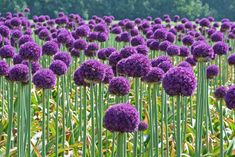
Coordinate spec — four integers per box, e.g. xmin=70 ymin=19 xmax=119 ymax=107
xmin=120 ymin=46 xmax=137 ymax=58
xmin=214 ymin=86 xmax=227 ymax=99
xmin=149 ymin=40 xmax=160 ymax=51
xmin=11 ymin=29 xmax=23 ymax=39
xmin=111 ymin=27 xmax=122 ymax=34
xmin=138 ymin=121 xmax=148 ymax=131
xmin=19 ymin=42 xmax=41 ymax=61
xmin=228 ymin=54 xmax=235 ymax=65
xmin=177 ymin=61 xmax=193 ymax=71
xmin=22 ymin=61 xmax=41 ymax=74
xmin=182 ymin=35 xmax=194 ymax=46
xmin=108 ymin=77 xmax=130 ymax=96
xmin=0 ymin=60 xmax=9 ymax=76
xmin=211 ymin=31 xmax=223 ymax=42
xmin=109 ymin=52 xmax=122 ymax=67
xmin=224 ymin=85 xmax=235 ymax=109
xmin=163 ymin=67 xmax=197 ymax=96
xmin=13 ymin=54 xmax=23 ymax=65
xmin=24 ymin=8 xmax=30 ymax=13
xmin=10 ymin=17 xmax=21 ymax=27
xmin=73 ymin=39 xmax=87 ymax=50
xmin=154 ymin=29 xmax=167 ymax=41
xmin=130 ymin=28 xmax=139 ymax=36
xmin=75 ymin=25 xmax=90 ymax=37
xmin=117 ymin=59 xmax=127 ymax=75
xmin=142 ymin=67 xmax=164 ymax=84
xmin=157 ymin=60 xmax=173 ymax=72
xmin=8 ymin=64 xmax=29 ymax=82
xmin=213 ymin=41 xmax=228 ymax=56
xmin=199 ymin=18 xmax=210 ymax=27
xmin=120 ymin=32 xmax=131 ymax=42
xmin=159 ymin=41 xmax=171 ymax=52
xmin=38 ymin=29 xmax=51 ymax=40
xmin=125 ymin=54 xmax=151 ymax=77
xmin=42 ymin=41 xmax=59 ymax=56
xmin=103 ymin=103 xmax=139 ymax=133
xmin=166 ymin=32 xmax=175 ymax=43
xmin=80 ymin=59 xmax=105 ymax=83
xmin=221 ymin=22 xmax=231 ymax=31
xmin=0 ymin=25 xmax=10 ymax=37
xmin=57 ymin=31 xmax=71 ymax=44
xmin=131 ymin=36 xmax=145 ymax=46
xmin=94 ymin=23 xmax=107 ymax=33
xmin=192 ymin=42 xmax=213 ymax=62
xmin=97 ymin=32 xmax=108 ymax=42
xmin=97 ymin=49 xmax=106 ymax=60
xmin=18 ymin=35 xmax=33 ymax=46
xmin=33 ymin=69 xmax=56 ymax=89
xmin=53 ymin=52 xmax=71 ymax=67
xmin=166 ymin=45 xmax=180 ymax=56
xmin=0 ymin=45 xmax=15 ymax=58
xmin=49 ymin=60 xmax=68 ymax=76
xmin=151 ymin=56 xmax=172 ymax=67
xmin=102 ymin=65 xmax=114 ymax=84
xmin=206 ymin=64 xmax=219 ymax=79
xmin=179 ymin=46 xmax=190 ymax=57
xmin=73 ymin=68 xmax=90 ymax=87
xmin=135 ymin=45 xmax=149 ymax=55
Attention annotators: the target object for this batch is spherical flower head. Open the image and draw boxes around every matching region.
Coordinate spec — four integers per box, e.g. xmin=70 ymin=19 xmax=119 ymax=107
xmin=199 ymin=18 xmax=210 ymax=27
xmin=73 ymin=68 xmax=90 ymax=87
xmin=120 ymin=46 xmax=137 ymax=58
xmin=94 ymin=23 xmax=107 ymax=32
xmin=228 ymin=54 xmax=235 ymax=65
xmin=109 ymin=52 xmax=122 ymax=67
xmin=135 ymin=45 xmax=149 ymax=56
xmin=214 ymin=86 xmax=227 ymax=99
xmin=162 ymin=67 xmax=197 ymax=96
xmin=104 ymin=47 xmax=116 ymax=58
xmin=224 ymin=85 xmax=235 ymax=109
xmin=8 ymin=64 xmax=29 ymax=82
xmin=157 ymin=60 xmax=173 ymax=73
xmin=33 ymin=69 xmax=56 ymax=89
xmin=182 ymin=35 xmax=194 ymax=46
xmin=154 ymin=29 xmax=167 ymax=41
xmin=97 ymin=32 xmax=108 ymax=42
xmin=38 ymin=29 xmax=51 ymax=40
xmin=42 ymin=41 xmax=59 ymax=56
xmin=166 ymin=32 xmax=175 ymax=43
xmin=211 ymin=32 xmax=223 ymax=42
xmin=149 ymin=40 xmax=160 ymax=51
xmin=177 ymin=61 xmax=193 ymax=70
xmin=131 ymin=36 xmax=145 ymax=46
xmin=192 ymin=42 xmax=213 ymax=62
xmin=57 ymin=31 xmax=71 ymax=44
xmin=0 ymin=25 xmax=10 ymax=37
xmin=0 ymin=60 xmax=9 ymax=76
xmin=125 ymin=54 xmax=151 ymax=77
xmin=10 ymin=17 xmax=21 ymax=27
xmin=120 ymin=32 xmax=131 ymax=42
xmin=53 ymin=52 xmax=71 ymax=67
xmin=116 ymin=59 xmax=127 ymax=75
xmin=142 ymin=67 xmax=164 ymax=84
xmin=19 ymin=42 xmax=41 ymax=61
xmin=11 ymin=29 xmax=23 ymax=39
xmin=159 ymin=41 xmax=171 ymax=52
xmin=206 ymin=65 xmax=219 ymax=79
xmin=221 ymin=22 xmax=231 ymax=31
xmin=18 ymin=35 xmax=33 ymax=46
xmin=151 ymin=56 xmax=172 ymax=67
xmin=103 ymin=103 xmax=139 ymax=133
xmin=213 ymin=41 xmax=228 ymax=56
xmin=13 ymin=54 xmax=23 ymax=65
xmin=97 ymin=49 xmax=106 ymax=60
xmin=49 ymin=60 xmax=68 ymax=76
xmin=130 ymin=28 xmax=139 ymax=36
xmin=80 ymin=59 xmax=105 ymax=83
xmin=185 ymin=56 xmax=197 ymax=66
xmin=24 ymin=8 xmax=30 ymax=13
xmin=22 ymin=61 xmax=41 ymax=74
xmin=166 ymin=45 xmax=180 ymax=57
xmin=102 ymin=65 xmax=114 ymax=84
xmin=75 ymin=25 xmax=90 ymax=37
xmin=108 ymin=77 xmax=130 ymax=96
xmin=0 ymin=45 xmax=15 ymax=58
xmin=138 ymin=121 xmax=148 ymax=131
xmin=73 ymin=39 xmax=87 ymax=50
xmin=179 ymin=46 xmax=190 ymax=57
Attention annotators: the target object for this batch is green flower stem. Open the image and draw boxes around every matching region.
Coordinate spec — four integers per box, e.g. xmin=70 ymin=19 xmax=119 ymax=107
xmin=148 ymin=85 xmax=153 ymax=157
xmin=90 ymin=84 xmax=95 ymax=157
xmin=27 ymin=62 xmax=32 ymax=157
xmin=176 ymin=95 xmax=182 ymax=157
xmin=98 ymin=82 xmax=103 ymax=157
xmin=163 ymin=91 xmax=169 ymax=157
xmin=82 ymin=86 xmax=87 ymax=157
xmin=55 ymin=77 xmax=60 ymax=157
xmin=42 ymin=89 xmax=46 ymax=157
xmin=153 ymin=84 xmax=158 ymax=156
xmin=61 ymin=75 xmax=66 ymax=156
xmin=161 ymin=90 xmax=164 ymax=157
xmin=117 ymin=133 xmax=125 ymax=157
xmin=219 ymin=100 xmax=224 ymax=157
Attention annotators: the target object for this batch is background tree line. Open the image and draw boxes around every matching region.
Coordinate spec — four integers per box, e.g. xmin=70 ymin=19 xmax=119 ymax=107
xmin=0 ymin=0 xmax=235 ymax=20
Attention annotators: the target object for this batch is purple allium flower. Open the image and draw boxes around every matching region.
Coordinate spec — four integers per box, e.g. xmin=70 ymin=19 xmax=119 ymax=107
xmin=0 ymin=45 xmax=15 ymax=58
xmin=206 ymin=64 xmax=219 ymax=79
xmin=73 ymin=68 xmax=90 ymax=86
xmin=159 ymin=41 xmax=171 ymax=52
xmin=8 ymin=64 xmax=29 ymax=82
xmin=109 ymin=52 xmax=122 ymax=67
xmin=120 ymin=46 xmax=137 ymax=58
xmin=73 ymin=39 xmax=87 ymax=50
xmin=177 ymin=61 xmax=193 ymax=71
xmin=131 ymin=36 xmax=145 ymax=46
xmin=42 ymin=41 xmax=59 ymax=56
xmin=151 ymin=56 xmax=172 ymax=67
xmin=213 ymin=41 xmax=228 ymax=56
xmin=149 ymin=40 xmax=160 ymax=51
xmin=22 ymin=61 xmax=41 ymax=74
xmin=11 ymin=29 xmax=23 ymax=39
xmin=57 ymin=31 xmax=71 ymax=44
xmin=135 ymin=45 xmax=149 ymax=55
xmin=199 ymin=18 xmax=210 ymax=27
xmin=80 ymin=59 xmax=105 ymax=83
xmin=162 ymin=67 xmax=197 ymax=96
xmin=75 ymin=25 xmax=90 ymax=37
xmin=111 ymin=27 xmax=122 ymax=34
xmin=228 ymin=54 xmax=235 ymax=65
xmin=49 ymin=60 xmax=68 ymax=76
xmin=138 ymin=121 xmax=148 ymax=131
xmin=211 ymin=32 xmax=223 ymax=42
xmin=97 ymin=32 xmax=108 ymax=42
xmin=179 ymin=46 xmax=190 ymax=57
xmin=157 ymin=60 xmax=173 ymax=72
xmin=153 ymin=29 xmax=167 ymax=41
xmin=53 ymin=52 xmax=71 ymax=67
xmin=97 ymin=49 xmax=106 ymax=60
xmin=166 ymin=32 xmax=175 ymax=43
xmin=18 ymin=35 xmax=33 ymax=46
xmin=103 ymin=103 xmax=139 ymax=133
xmin=19 ymin=42 xmax=41 ymax=61
xmin=214 ymin=86 xmax=227 ymax=99
xmin=38 ymin=29 xmax=51 ymax=40
xmin=33 ymin=69 xmax=56 ymax=89
xmin=116 ymin=59 xmax=127 ymax=75
xmin=102 ymin=65 xmax=114 ymax=84
xmin=0 ymin=60 xmax=9 ymax=76
xmin=224 ymin=85 xmax=235 ymax=109
xmin=192 ymin=42 xmax=213 ymax=62
xmin=94 ymin=23 xmax=107 ymax=33
xmin=166 ymin=45 xmax=180 ymax=56
xmin=10 ymin=17 xmax=21 ymax=27
xmin=182 ymin=35 xmax=194 ymax=46
xmin=221 ymin=22 xmax=231 ymax=31
xmin=120 ymin=32 xmax=131 ymax=42
xmin=13 ymin=54 xmax=23 ymax=65
xmin=125 ymin=54 xmax=151 ymax=77
xmin=142 ymin=67 xmax=164 ymax=84
xmin=24 ymin=8 xmax=30 ymax=13
xmin=0 ymin=25 xmax=10 ymax=37
xmin=108 ymin=77 xmax=130 ymax=96
xmin=130 ymin=28 xmax=139 ymax=36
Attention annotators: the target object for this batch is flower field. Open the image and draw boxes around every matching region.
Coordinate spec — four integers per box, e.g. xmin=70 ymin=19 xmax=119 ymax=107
xmin=0 ymin=9 xmax=235 ymax=157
